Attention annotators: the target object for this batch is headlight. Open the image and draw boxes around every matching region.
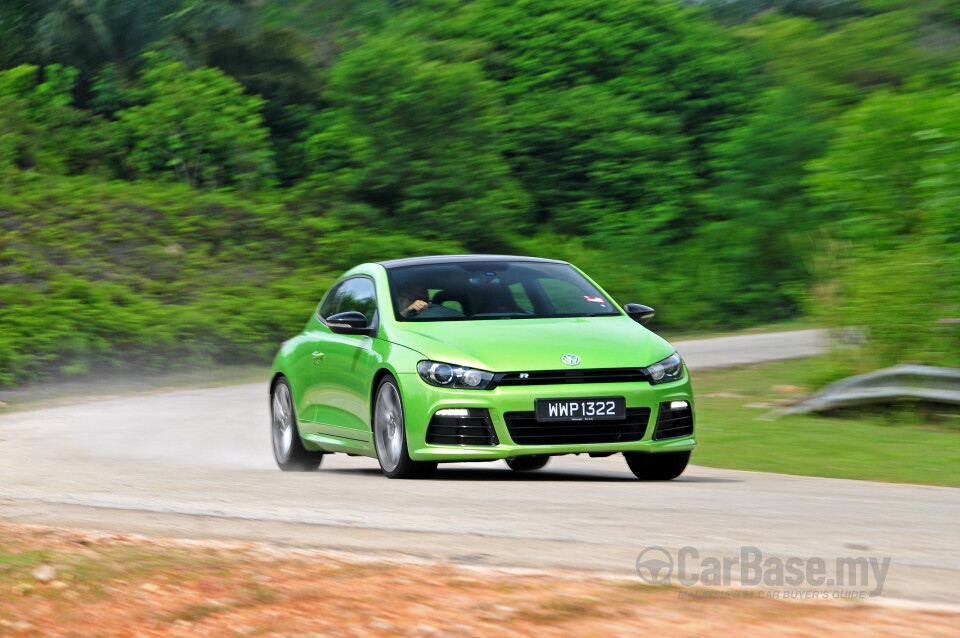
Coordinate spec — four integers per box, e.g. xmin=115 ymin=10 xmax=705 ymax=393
xmin=645 ymin=352 xmax=684 ymax=384
xmin=417 ymin=360 xmax=495 ymax=390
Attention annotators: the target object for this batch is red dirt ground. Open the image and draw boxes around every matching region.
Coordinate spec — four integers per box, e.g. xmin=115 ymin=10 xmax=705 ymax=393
xmin=0 ymin=523 xmax=955 ymax=637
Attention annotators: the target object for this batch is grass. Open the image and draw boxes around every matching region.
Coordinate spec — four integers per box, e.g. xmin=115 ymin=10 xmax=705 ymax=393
xmin=0 ymin=536 xmax=238 ymax=609
xmin=0 ymin=548 xmax=49 ymax=587
xmin=0 ymin=544 xmax=205 ymax=589
xmin=690 ymin=357 xmax=960 ymax=486
xmin=172 ymin=603 xmax=229 ymax=622
xmin=520 ymin=596 xmax=617 ymax=623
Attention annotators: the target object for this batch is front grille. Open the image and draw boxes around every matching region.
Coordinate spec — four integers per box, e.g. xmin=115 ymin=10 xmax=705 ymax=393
xmin=503 ymin=408 xmax=650 ymax=445
xmin=493 ymin=368 xmax=651 ymax=388
xmin=653 ymin=402 xmax=694 ymax=440
xmin=426 ymin=409 xmax=499 ymax=446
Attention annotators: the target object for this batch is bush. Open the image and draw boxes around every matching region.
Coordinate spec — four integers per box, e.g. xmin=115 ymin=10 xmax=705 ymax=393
xmin=807 ymin=86 xmax=960 ymax=371
xmin=0 ymin=175 xmax=460 ymax=386
xmin=117 ymin=58 xmax=275 ymax=189
xmin=809 ymin=244 xmax=960 ymax=372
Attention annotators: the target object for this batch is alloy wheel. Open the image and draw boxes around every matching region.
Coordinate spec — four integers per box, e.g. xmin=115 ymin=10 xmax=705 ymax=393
xmin=374 ymin=382 xmax=404 ymax=472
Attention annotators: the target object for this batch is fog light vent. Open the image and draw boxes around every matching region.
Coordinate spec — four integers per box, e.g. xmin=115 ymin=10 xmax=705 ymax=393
xmin=426 ymin=408 xmax=498 ymax=446
xmin=653 ymin=401 xmax=694 ymax=440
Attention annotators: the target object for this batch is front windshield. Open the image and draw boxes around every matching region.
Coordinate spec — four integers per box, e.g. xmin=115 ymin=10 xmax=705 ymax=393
xmin=387 ymin=261 xmax=621 ymax=321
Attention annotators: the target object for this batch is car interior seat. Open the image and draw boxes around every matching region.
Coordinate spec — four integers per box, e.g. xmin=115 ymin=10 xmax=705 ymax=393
xmin=432 ymin=289 xmax=469 ymax=315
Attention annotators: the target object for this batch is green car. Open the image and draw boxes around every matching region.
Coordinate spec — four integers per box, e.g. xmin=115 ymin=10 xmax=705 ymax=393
xmin=270 ymin=255 xmax=694 ymax=479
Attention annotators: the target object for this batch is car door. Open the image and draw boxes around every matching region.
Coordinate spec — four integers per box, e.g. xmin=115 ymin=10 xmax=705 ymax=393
xmin=310 ymin=276 xmax=382 ymax=440
xmin=293 ymin=281 xmax=343 ymax=428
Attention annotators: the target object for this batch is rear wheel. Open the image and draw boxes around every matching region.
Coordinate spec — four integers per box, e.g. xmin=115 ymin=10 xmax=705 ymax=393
xmin=505 ymin=455 xmax=550 ymax=471
xmin=624 ymin=451 xmax=690 ymax=480
xmin=271 ymin=378 xmax=324 ymax=471
xmin=373 ymin=376 xmax=437 ymax=479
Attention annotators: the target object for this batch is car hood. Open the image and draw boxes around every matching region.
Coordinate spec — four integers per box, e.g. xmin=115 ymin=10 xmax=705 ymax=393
xmin=388 ymin=316 xmax=676 ymax=372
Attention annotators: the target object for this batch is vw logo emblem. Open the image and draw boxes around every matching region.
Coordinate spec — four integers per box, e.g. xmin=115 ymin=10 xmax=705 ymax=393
xmin=561 ymin=354 xmax=581 ymax=366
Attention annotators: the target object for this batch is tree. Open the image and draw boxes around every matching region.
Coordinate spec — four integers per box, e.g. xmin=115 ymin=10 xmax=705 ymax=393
xmin=735 ymin=8 xmax=930 ymax=112
xmin=303 ymin=34 xmax=528 ymax=246
xmin=0 ymin=1 xmax=43 ymax=69
xmin=808 ymin=86 xmax=960 ymax=245
xmin=116 ymin=58 xmax=274 ymax=189
xmin=397 ymin=0 xmax=758 ymax=247
xmin=33 ymin=0 xmax=182 ymax=78
xmin=696 ymin=85 xmax=832 ymax=319
xmin=504 ymin=86 xmax=693 ymax=245
xmin=806 ymin=85 xmax=960 ymax=366
xmin=0 ymin=64 xmax=101 ymax=176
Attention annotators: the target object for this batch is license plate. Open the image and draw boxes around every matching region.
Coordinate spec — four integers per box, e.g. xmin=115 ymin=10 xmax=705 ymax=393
xmin=535 ymin=397 xmax=626 ymax=422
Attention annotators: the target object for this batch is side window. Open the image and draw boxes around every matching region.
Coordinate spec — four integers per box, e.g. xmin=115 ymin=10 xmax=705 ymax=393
xmin=334 ymin=277 xmax=378 ymax=324
xmin=318 ymin=282 xmax=344 ymax=319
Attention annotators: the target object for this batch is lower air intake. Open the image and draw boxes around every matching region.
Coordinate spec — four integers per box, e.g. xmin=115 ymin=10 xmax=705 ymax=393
xmin=425 ymin=409 xmax=499 ymax=446
xmin=653 ymin=402 xmax=694 ymax=440
xmin=503 ymin=408 xmax=650 ymax=445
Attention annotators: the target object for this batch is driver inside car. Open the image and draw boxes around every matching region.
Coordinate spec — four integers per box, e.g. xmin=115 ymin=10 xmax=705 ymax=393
xmin=397 ymin=284 xmax=430 ymax=317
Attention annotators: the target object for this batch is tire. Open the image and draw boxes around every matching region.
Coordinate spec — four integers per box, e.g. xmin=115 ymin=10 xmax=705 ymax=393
xmin=623 ymin=451 xmax=690 ymax=480
xmin=373 ymin=375 xmax=437 ymax=479
xmin=271 ymin=377 xmax=324 ymax=471
xmin=505 ymin=455 xmax=550 ymax=471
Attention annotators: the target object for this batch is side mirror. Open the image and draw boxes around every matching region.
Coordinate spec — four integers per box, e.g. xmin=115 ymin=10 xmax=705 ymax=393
xmin=623 ymin=303 xmax=655 ymax=326
xmin=326 ymin=311 xmax=373 ymax=336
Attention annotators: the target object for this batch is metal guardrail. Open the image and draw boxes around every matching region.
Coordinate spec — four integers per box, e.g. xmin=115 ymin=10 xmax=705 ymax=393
xmin=772 ymin=365 xmax=960 ymax=416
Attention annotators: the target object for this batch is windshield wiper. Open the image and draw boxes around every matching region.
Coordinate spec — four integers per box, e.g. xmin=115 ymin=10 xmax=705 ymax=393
xmin=474 ymin=313 xmax=539 ymax=320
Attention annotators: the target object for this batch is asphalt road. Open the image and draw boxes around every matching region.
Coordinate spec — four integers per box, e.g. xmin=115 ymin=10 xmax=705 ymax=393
xmin=2 ymin=328 xmax=958 ymax=606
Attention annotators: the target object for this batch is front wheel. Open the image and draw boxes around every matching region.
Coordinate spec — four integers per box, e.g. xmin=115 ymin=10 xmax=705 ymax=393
xmin=373 ymin=375 xmax=437 ymax=479
xmin=271 ymin=378 xmax=324 ymax=471
xmin=505 ymin=455 xmax=550 ymax=471
xmin=624 ymin=451 xmax=690 ymax=480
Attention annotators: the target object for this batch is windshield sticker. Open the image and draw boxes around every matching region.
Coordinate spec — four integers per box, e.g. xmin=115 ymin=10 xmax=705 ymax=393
xmin=584 ymin=295 xmax=606 ymax=304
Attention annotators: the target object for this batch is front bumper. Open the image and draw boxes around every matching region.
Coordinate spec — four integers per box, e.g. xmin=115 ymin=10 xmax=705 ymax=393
xmin=396 ymin=369 xmax=695 ymax=461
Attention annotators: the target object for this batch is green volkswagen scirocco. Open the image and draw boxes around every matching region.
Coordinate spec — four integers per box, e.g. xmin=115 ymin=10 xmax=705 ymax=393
xmin=270 ymin=255 xmax=694 ymax=479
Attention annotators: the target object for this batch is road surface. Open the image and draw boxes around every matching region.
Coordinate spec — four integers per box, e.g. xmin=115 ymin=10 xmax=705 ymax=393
xmin=2 ymin=329 xmax=958 ymax=606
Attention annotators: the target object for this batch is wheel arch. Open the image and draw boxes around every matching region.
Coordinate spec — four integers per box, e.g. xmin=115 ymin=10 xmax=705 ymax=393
xmin=369 ymin=367 xmax=397 ymax=430
xmin=270 ymin=371 xmax=286 ymax=394
xmin=269 ymin=372 xmax=305 ymax=439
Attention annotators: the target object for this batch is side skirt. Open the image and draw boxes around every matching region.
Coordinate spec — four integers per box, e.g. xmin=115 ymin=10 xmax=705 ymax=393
xmin=302 ymin=430 xmax=375 ymax=457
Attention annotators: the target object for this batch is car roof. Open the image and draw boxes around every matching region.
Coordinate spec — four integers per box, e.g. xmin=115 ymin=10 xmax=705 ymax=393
xmin=377 ymin=254 xmax=566 ymax=269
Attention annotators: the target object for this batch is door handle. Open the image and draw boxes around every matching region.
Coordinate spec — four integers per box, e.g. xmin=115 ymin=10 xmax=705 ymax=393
xmin=311 ymin=351 xmax=324 ymax=364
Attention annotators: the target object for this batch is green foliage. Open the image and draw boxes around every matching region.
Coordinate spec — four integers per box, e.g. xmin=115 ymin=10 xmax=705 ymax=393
xmin=0 ymin=175 xmax=463 ymax=385
xmin=809 ymin=86 xmax=960 ymax=246
xmin=692 ymin=356 xmax=960 ymax=486
xmin=737 ymin=9 xmax=928 ymax=112
xmin=303 ymin=33 xmax=528 ymax=246
xmin=0 ymin=1 xmax=41 ymax=69
xmin=404 ymin=0 xmax=756 ymax=245
xmin=117 ymin=59 xmax=275 ymax=189
xmin=32 ymin=0 xmax=183 ymax=78
xmin=504 ymin=87 xmax=692 ymax=246
xmin=810 ymin=245 xmax=960 ymax=370
xmin=2 ymin=0 xmax=960 ymax=386
xmin=699 ymin=85 xmax=833 ymax=320
xmin=0 ymin=63 xmax=110 ymax=176
xmin=806 ymin=86 xmax=960 ymax=368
